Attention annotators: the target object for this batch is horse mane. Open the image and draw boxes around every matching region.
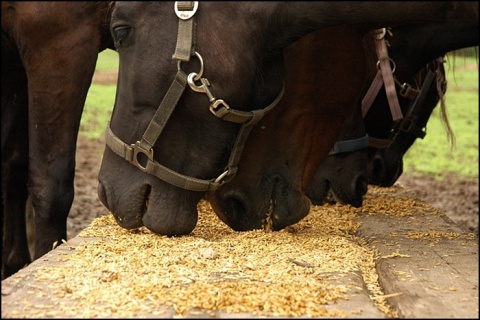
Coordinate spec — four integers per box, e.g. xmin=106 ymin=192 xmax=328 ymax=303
xmin=97 ymin=1 xmax=115 ymax=24
xmin=437 ymin=71 xmax=455 ymax=151
xmin=442 ymin=47 xmax=479 ymax=151
xmin=362 ymin=29 xmax=382 ymax=78
xmin=435 ymin=58 xmax=455 ymax=152
xmin=96 ymin=1 xmax=116 ymax=51
xmin=412 ymin=56 xmax=455 ymax=151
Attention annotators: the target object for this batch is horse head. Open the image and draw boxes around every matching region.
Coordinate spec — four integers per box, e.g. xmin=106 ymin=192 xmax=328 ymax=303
xmin=305 ymin=103 xmax=368 ymax=208
xmin=306 ymin=15 xmax=479 ymax=206
xmin=365 ymin=18 xmax=478 ymax=186
xmin=208 ymin=26 xmax=367 ymax=231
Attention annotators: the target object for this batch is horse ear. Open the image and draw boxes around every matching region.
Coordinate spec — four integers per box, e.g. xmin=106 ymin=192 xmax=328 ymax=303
xmin=451 ymin=1 xmax=478 ymax=21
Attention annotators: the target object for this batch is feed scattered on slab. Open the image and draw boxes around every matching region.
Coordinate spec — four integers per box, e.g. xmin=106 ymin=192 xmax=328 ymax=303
xmin=5 ymin=185 xmax=459 ymax=318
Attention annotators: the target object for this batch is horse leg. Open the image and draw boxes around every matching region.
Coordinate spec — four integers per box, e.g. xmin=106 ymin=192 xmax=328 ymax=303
xmin=25 ymin=196 xmax=35 ymax=259
xmin=1 ymin=70 xmax=31 ymax=279
xmin=22 ymin=31 xmax=101 ymax=260
xmin=2 ymin=149 xmax=30 ymax=279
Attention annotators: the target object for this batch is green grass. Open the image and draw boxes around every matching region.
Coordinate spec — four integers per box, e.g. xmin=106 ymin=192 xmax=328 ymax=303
xmin=81 ymin=49 xmax=479 ymax=180
xmin=402 ymin=54 xmax=478 ymax=180
xmin=79 ymin=84 xmax=117 ymax=139
xmin=80 ymin=50 xmax=118 ymax=140
xmin=94 ymin=49 xmax=119 ymax=71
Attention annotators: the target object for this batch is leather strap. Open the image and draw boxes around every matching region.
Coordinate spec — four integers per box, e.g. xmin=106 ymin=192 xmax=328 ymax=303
xmin=362 ymin=28 xmax=403 ymax=121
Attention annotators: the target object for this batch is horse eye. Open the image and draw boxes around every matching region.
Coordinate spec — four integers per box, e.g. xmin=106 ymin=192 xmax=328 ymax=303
xmin=112 ymin=26 xmax=131 ymax=47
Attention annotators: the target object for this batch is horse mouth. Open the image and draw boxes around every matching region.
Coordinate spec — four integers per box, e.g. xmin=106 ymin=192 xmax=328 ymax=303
xmin=269 ymin=176 xmax=311 ymax=230
xmin=209 ymin=174 xmax=310 ymax=232
xmin=97 ymin=181 xmax=150 ymax=229
xmin=263 ymin=199 xmax=276 ymax=232
xmin=208 ymin=189 xmax=265 ymax=231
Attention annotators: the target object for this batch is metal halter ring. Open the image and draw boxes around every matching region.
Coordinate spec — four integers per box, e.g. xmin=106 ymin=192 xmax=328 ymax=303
xmin=177 ymin=51 xmax=204 ymax=82
xmin=376 ymin=58 xmax=396 ymax=74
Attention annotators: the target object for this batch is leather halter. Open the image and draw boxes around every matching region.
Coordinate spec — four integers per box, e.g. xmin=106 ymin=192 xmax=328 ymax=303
xmin=328 ymin=135 xmax=370 ymax=155
xmin=366 ymin=57 xmax=446 ymax=149
xmin=362 ymin=28 xmax=403 ymax=121
xmin=362 ymin=29 xmax=446 ymax=150
xmin=329 ymin=28 xmax=398 ymax=155
xmin=330 ymin=28 xmax=446 ymax=155
xmin=104 ymin=1 xmax=284 ymax=192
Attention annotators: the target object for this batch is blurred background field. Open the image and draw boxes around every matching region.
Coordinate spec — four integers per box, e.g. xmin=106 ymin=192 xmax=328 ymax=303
xmin=402 ymin=52 xmax=478 ymax=179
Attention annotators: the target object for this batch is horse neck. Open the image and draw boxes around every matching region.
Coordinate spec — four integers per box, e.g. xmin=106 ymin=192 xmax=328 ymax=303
xmin=270 ymin=2 xmax=475 ymax=52
xmin=389 ymin=21 xmax=478 ymax=78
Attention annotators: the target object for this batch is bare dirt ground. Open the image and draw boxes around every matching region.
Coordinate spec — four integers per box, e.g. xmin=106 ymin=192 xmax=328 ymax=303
xmin=397 ymin=171 xmax=478 ymax=233
xmin=66 ymin=71 xmax=478 ymax=240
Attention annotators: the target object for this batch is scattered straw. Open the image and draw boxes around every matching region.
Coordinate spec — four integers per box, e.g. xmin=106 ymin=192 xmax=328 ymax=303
xmin=5 ymin=186 xmax=439 ymax=318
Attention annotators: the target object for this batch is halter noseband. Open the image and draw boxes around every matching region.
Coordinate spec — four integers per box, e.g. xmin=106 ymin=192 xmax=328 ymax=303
xmin=104 ymin=1 xmax=284 ymax=192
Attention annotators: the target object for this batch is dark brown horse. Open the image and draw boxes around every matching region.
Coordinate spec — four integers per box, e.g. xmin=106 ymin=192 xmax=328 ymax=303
xmin=1 ymin=1 xmax=114 ymax=278
xmin=98 ymin=2 xmax=477 ymax=235
xmin=305 ymin=100 xmax=369 ymax=208
xmin=365 ymin=21 xmax=478 ymax=186
xmin=208 ymin=26 xmax=368 ymax=230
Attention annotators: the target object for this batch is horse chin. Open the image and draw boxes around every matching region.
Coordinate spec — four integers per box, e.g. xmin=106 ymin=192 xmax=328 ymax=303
xmin=142 ymin=195 xmax=199 ymax=236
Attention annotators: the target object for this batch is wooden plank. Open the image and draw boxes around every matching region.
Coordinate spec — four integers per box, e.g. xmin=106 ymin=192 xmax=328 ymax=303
xmin=1 ymin=228 xmax=385 ymax=318
xmin=357 ymin=205 xmax=478 ymax=318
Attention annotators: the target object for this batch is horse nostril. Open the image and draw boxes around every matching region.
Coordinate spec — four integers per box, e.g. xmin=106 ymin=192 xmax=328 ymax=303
xmin=212 ymin=191 xmax=251 ymax=230
xmin=97 ymin=182 xmax=110 ymax=209
xmin=225 ymin=194 xmax=248 ymax=218
xmin=141 ymin=185 xmax=151 ymax=215
xmin=369 ymin=154 xmax=386 ymax=184
xmin=353 ymin=172 xmax=368 ymax=196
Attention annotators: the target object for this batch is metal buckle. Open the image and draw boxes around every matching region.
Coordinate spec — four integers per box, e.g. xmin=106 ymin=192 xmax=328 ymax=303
xmin=174 ymin=1 xmax=198 ymax=20
xmin=131 ymin=141 xmax=154 ymax=172
xmin=214 ymin=170 xmax=230 ymax=184
xmin=400 ymin=118 xmax=414 ymax=133
xmin=178 ymin=51 xmax=204 ymax=81
xmin=209 ymin=100 xmax=230 ymax=116
xmin=375 ymin=28 xmax=386 ymax=40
